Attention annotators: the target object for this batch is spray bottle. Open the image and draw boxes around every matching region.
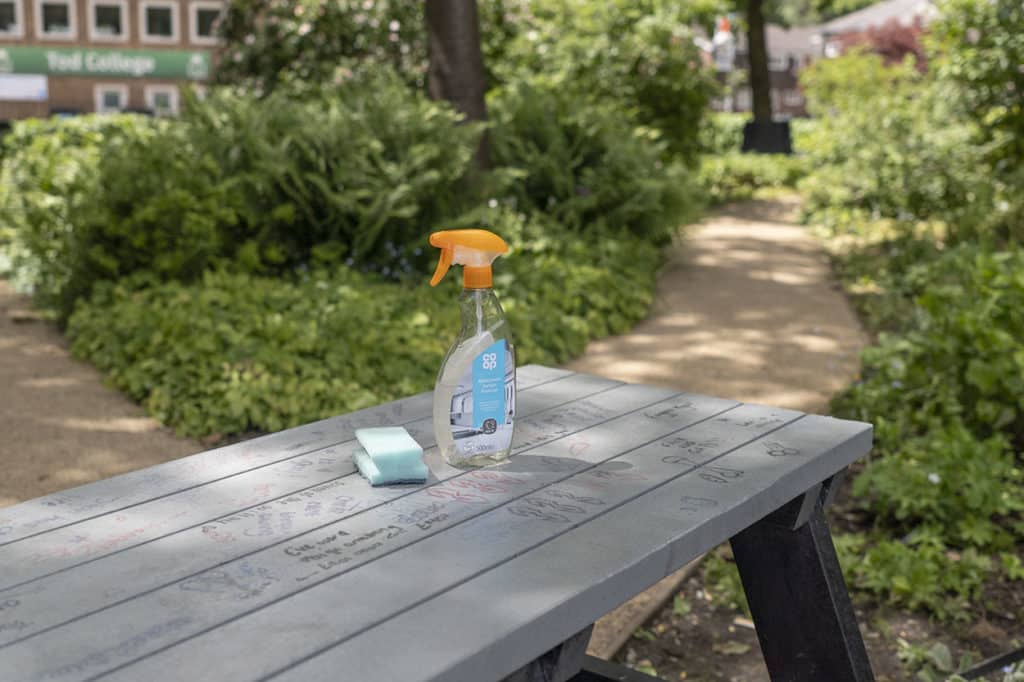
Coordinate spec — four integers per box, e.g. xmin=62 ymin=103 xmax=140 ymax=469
xmin=428 ymin=229 xmax=515 ymax=468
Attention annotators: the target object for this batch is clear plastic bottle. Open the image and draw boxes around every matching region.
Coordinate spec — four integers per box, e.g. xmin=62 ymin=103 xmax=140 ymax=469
xmin=429 ymin=231 xmax=516 ymax=468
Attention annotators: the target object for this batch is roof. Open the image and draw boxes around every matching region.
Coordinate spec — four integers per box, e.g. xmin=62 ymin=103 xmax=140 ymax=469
xmin=766 ymin=24 xmax=823 ymax=55
xmin=822 ymin=0 xmax=937 ymax=34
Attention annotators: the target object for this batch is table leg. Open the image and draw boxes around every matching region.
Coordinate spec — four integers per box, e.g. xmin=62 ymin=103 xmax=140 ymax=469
xmin=729 ymin=481 xmax=874 ymax=682
xmin=502 ymin=625 xmax=594 ymax=682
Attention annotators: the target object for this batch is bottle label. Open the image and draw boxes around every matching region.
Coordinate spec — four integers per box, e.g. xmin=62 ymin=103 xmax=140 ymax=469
xmin=450 ymin=339 xmax=515 ymax=459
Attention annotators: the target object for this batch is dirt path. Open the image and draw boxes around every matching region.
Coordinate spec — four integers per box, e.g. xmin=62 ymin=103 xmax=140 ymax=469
xmin=0 ymin=281 xmax=199 ymax=508
xmin=567 ymin=197 xmax=868 ymax=676
xmin=568 ymin=197 xmax=865 ymax=413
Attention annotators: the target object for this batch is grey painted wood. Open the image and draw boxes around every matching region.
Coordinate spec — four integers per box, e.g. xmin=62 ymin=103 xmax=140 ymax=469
xmin=1 ymin=389 xmax=739 ymax=681
xmin=0 ymin=369 xmax=597 ymax=593
xmin=0 ymin=373 xmax=624 ymax=646
xmin=84 ymin=403 xmax=798 ymax=682
xmin=0 ymin=365 xmax=570 ymax=547
xmin=0 ymin=364 xmax=570 ymax=547
xmin=0 ymin=368 xmax=873 ymax=682
xmin=261 ymin=415 xmax=871 ymax=682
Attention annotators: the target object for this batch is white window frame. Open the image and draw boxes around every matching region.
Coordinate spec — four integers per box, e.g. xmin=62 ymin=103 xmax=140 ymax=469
xmin=139 ymin=0 xmax=178 ymax=44
xmin=0 ymin=0 xmax=25 ymax=38
xmin=188 ymin=0 xmax=221 ymax=46
xmin=93 ymin=82 xmax=128 ymax=113
xmin=34 ymin=0 xmax=77 ymax=40
xmin=144 ymin=84 xmax=179 ymax=116
xmin=87 ymin=0 xmax=127 ymax=42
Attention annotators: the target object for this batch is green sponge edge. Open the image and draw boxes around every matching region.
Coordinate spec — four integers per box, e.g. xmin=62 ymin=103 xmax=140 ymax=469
xmin=353 ymin=448 xmax=428 ymax=486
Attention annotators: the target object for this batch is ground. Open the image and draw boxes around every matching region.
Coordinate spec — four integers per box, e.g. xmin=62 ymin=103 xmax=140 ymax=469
xmin=0 ymin=282 xmax=199 ymax=507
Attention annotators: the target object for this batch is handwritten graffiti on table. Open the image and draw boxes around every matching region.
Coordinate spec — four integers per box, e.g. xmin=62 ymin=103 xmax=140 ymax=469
xmin=179 ymin=562 xmax=279 ymax=601
xmin=283 ymin=525 xmax=406 ymax=578
xmin=679 ymin=496 xmax=719 ymax=514
xmin=660 ymin=453 xmax=744 ymax=484
xmin=763 ymin=441 xmax=801 ymax=457
xmin=659 ymin=436 xmax=721 ymax=457
xmin=642 ymin=399 xmax=695 ymax=421
xmin=713 ymin=413 xmax=786 ymax=429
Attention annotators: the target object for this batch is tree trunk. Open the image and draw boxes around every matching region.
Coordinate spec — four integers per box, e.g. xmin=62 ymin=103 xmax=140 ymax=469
xmin=425 ymin=0 xmax=490 ymax=169
xmin=746 ymin=0 xmax=773 ymax=123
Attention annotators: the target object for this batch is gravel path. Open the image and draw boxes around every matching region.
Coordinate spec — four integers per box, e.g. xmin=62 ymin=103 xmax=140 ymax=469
xmin=0 ymin=281 xmax=199 ymax=508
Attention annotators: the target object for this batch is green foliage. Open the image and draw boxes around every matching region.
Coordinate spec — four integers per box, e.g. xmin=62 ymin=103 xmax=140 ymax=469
xmin=66 ymin=217 xmax=663 ymax=438
xmin=929 ymin=0 xmax=1024 ymax=165
xmin=489 ymin=81 xmax=699 ymax=243
xmin=183 ymin=74 xmax=480 ymax=271
xmin=484 ymin=0 xmax=720 ymax=161
xmin=215 ymin=0 xmax=426 ymax=91
xmin=897 ymin=638 xmax=978 ymax=681
xmin=838 ymin=246 xmax=1024 ymax=448
xmin=697 ymin=112 xmax=746 ymax=155
xmin=852 ymin=534 xmax=991 ymax=621
xmin=802 ymin=27 xmax=1024 ymax=622
xmin=853 ymin=424 xmax=1021 ymax=550
xmin=701 ymin=547 xmax=750 ymax=616
xmin=0 ymin=114 xmax=160 ymax=315
xmin=1 ymin=76 xmax=481 ymax=321
xmin=698 ymin=152 xmax=806 ymax=205
xmin=828 ymin=243 xmax=1024 ymax=619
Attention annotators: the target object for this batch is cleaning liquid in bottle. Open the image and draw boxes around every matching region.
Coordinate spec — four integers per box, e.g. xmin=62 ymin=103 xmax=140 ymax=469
xmin=428 ymin=229 xmax=515 ymax=468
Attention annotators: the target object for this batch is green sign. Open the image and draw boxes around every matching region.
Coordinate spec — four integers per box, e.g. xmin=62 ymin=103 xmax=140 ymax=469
xmin=0 ymin=46 xmax=210 ymax=80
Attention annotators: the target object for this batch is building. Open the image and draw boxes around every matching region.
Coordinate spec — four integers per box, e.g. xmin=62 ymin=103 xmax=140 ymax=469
xmin=705 ymin=0 xmax=937 ymax=118
xmin=0 ymin=0 xmax=224 ymax=123
xmin=819 ymin=0 xmax=936 ymax=56
xmin=710 ymin=22 xmax=820 ymax=118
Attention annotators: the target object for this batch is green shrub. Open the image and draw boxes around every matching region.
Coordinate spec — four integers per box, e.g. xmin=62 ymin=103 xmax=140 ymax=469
xmin=854 ymin=423 xmax=1022 ymax=550
xmin=489 ymin=81 xmax=699 ymax=243
xmin=0 ymin=76 xmax=481 ymax=321
xmin=0 ymin=114 xmax=159 ymax=314
xmin=67 ymin=215 xmax=663 ymax=438
xmin=183 ymin=74 xmax=480 ymax=272
xmin=837 ymin=246 xmax=1024 ymax=445
xmin=215 ymin=0 xmax=426 ymax=91
xmin=857 ymin=538 xmax=992 ymax=622
xmin=698 ymin=152 xmax=806 ymax=205
xmin=697 ymin=112 xmax=746 ymax=155
xmin=487 ymin=0 xmax=719 ymax=161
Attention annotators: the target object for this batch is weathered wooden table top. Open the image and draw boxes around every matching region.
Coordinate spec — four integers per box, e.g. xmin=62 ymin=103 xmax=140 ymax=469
xmin=0 ymin=365 xmax=871 ymax=682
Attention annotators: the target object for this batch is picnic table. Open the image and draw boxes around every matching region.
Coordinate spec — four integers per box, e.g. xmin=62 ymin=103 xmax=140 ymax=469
xmin=0 ymin=365 xmax=875 ymax=682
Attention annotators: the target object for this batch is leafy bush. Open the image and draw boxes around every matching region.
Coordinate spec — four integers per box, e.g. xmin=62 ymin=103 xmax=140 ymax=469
xmin=0 ymin=115 xmax=159 ymax=314
xmin=489 ymin=81 xmax=699 ymax=243
xmin=215 ymin=0 xmax=426 ymax=91
xmin=183 ymin=74 xmax=480 ymax=272
xmin=698 ymin=153 xmax=806 ymax=205
xmin=480 ymin=0 xmax=720 ymax=161
xmin=67 ymin=215 xmax=663 ymax=438
xmin=697 ymin=112 xmax=746 ymax=155
xmin=1 ymin=76 xmax=481 ymax=321
xmin=838 ymin=246 xmax=1024 ymax=447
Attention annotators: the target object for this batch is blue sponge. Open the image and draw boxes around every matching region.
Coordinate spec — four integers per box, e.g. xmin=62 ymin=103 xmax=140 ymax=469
xmin=353 ymin=427 xmax=429 ymax=486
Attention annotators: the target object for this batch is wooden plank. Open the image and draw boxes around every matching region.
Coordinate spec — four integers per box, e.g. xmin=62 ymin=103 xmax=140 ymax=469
xmin=0 ymin=370 xmax=602 ymax=592
xmin=1 ymin=390 xmax=741 ymax=681
xmin=0 ymin=365 xmax=571 ymax=546
xmin=85 ymin=403 xmax=799 ymax=682
xmin=0 ymin=374 xmax=624 ymax=644
xmin=262 ymin=416 xmax=871 ymax=682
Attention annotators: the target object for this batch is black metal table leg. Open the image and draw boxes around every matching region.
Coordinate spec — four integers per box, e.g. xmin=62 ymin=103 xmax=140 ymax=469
xmin=730 ymin=481 xmax=874 ymax=682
